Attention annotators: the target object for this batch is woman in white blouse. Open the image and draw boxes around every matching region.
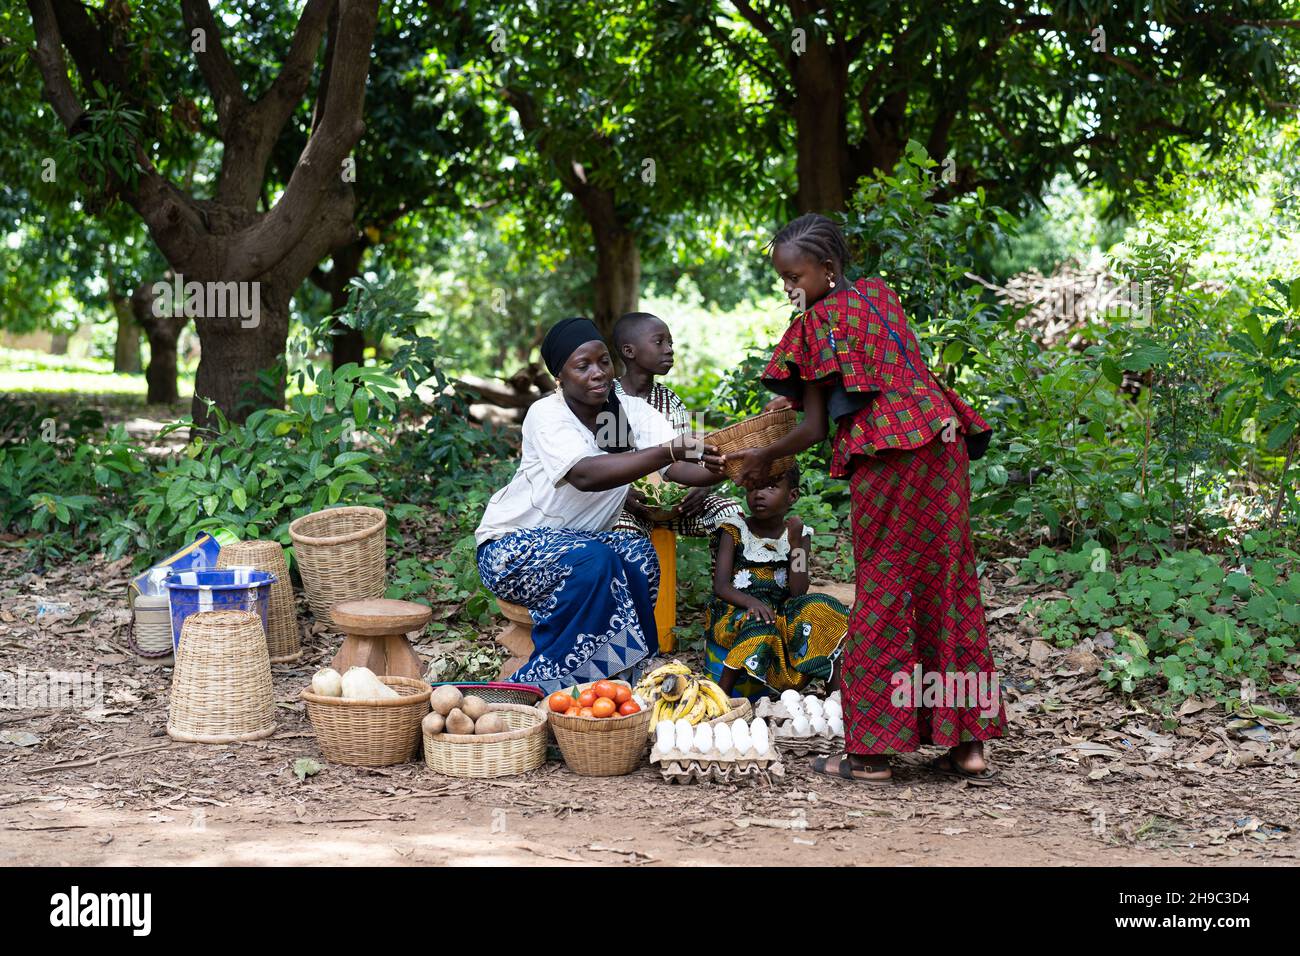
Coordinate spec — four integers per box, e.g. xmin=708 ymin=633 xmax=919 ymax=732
xmin=475 ymin=317 xmax=724 ymax=692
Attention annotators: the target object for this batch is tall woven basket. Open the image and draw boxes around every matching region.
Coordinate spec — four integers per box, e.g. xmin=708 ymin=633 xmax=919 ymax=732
xmin=301 ymin=676 xmax=431 ymax=767
xmin=704 ymin=409 xmax=797 ymax=481
xmin=288 ymin=506 xmax=387 ymax=621
xmin=167 ymin=610 xmax=274 ymax=743
xmin=547 ymin=681 xmax=653 ymax=776
xmin=217 ymin=540 xmax=300 ymax=662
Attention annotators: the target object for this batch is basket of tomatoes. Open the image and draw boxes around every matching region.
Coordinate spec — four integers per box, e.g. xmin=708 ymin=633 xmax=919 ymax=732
xmin=544 ymin=679 xmax=652 ymax=776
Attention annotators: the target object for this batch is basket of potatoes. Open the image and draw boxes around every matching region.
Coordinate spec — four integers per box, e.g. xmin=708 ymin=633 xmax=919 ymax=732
xmin=422 ymin=684 xmax=548 ymax=778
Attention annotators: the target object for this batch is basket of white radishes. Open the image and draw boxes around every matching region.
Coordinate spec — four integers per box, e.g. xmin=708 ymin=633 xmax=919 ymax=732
xmin=302 ymin=666 xmax=432 ymax=767
xmin=422 ymin=685 xmax=547 ymax=778
xmin=649 ymin=715 xmax=782 ymax=784
xmin=754 ymin=689 xmax=845 ymax=756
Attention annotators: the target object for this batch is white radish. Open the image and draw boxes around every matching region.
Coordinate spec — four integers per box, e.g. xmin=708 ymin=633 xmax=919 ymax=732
xmin=310 ymin=668 xmax=342 ymax=697
xmin=341 ymin=666 xmax=398 ymax=700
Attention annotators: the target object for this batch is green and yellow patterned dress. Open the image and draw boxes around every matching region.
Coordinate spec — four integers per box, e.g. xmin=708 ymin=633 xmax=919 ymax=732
xmin=704 ymin=517 xmax=850 ymax=695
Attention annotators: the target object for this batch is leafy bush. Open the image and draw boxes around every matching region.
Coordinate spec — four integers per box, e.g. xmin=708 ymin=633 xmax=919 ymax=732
xmin=1022 ymin=540 xmax=1300 ymax=702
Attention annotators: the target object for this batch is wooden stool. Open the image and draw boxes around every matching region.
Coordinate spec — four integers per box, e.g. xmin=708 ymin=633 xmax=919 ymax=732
xmin=494 ymin=599 xmax=535 ymax=680
xmin=650 ymin=527 xmax=677 ymax=653
xmin=329 ymin=599 xmax=430 ymax=680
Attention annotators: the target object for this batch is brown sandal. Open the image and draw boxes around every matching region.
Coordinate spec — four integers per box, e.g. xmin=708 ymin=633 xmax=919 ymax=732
xmin=928 ymin=754 xmax=997 ymax=784
xmin=812 ymin=753 xmax=893 ymax=785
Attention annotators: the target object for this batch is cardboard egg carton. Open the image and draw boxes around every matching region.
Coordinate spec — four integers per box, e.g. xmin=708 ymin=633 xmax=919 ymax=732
xmin=649 ymin=745 xmax=783 ymax=785
xmin=754 ymin=697 xmax=844 ymax=755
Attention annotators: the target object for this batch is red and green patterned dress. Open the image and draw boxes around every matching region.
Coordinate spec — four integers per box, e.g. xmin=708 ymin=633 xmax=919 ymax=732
xmin=762 ymin=278 xmax=1005 ymax=755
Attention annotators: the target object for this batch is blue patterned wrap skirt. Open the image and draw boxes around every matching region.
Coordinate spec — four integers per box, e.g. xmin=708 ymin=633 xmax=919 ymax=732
xmin=477 ymin=529 xmax=659 ymax=693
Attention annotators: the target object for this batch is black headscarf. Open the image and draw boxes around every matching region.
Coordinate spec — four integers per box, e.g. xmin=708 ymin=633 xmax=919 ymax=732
xmin=541 ymin=316 xmax=633 ymax=453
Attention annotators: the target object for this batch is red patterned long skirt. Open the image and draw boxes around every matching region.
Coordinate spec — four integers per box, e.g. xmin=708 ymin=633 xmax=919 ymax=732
xmin=842 ymin=435 xmax=1006 ymax=754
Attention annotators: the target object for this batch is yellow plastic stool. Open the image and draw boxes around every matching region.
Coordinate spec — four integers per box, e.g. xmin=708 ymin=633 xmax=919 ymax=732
xmin=650 ymin=527 xmax=677 ymax=653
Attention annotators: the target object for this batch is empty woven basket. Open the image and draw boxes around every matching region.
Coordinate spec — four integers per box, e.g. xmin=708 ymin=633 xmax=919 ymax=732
xmin=218 ymin=539 xmax=301 ymax=662
xmin=704 ymin=408 xmax=797 ymax=481
xmin=288 ymin=506 xmax=387 ymax=621
xmin=167 ymin=610 xmax=274 ymax=744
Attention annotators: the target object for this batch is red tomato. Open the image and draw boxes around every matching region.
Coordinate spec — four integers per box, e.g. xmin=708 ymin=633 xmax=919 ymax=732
xmin=578 ymin=707 xmax=595 ymax=718
xmin=613 ymin=685 xmax=632 ymax=705
xmin=617 ymin=700 xmax=641 ymax=716
xmin=577 ymin=689 xmax=598 ymax=709
xmin=548 ymin=692 xmax=573 ymax=713
xmin=592 ymin=697 xmax=617 ymax=718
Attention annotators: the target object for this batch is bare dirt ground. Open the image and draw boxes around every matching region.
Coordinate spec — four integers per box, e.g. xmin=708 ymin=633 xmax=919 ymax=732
xmin=2 ymin=551 xmax=1297 ymax=867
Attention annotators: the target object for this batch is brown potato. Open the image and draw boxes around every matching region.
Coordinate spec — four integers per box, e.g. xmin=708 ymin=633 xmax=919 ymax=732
xmin=422 ymin=712 xmax=445 ymax=736
xmin=474 ymin=713 xmax=507 ymax=735
xmin=461 ymin=695 xmax=489 ymax=721
xmin=430 ymin=685 xmax=463 ymax=716
xmin=445 ymin=708 xmax=475 ymax=736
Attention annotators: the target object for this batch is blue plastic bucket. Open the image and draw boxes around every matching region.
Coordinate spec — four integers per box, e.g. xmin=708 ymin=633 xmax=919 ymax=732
xmin=164 ymin=567 xmax=277 ymax=652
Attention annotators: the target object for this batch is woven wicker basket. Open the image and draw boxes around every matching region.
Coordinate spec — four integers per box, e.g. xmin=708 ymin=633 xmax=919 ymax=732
xmin=129 ymin=593 xmax=174 ymax=658
xmin=217 ymin=540 xmax=300 ymax=662
xmin=429 ymin=682 xmax=543 ymax=706
xmin=424 ymin=702 xmax=547 ymax=778
xmin=706 ymin=697 xmax=753 ymax=727
xmin=301 ymin=675 xmax=431 ymax=767
xmin=548 ymin=680 xmax=653 ymax=776
xmin=167 ymin=610 xmax=274 ymax=743
xmin=288 ymin=506 xmax=387 ymax=621
xmin=704 ymin=409 xmax=797 ymax=481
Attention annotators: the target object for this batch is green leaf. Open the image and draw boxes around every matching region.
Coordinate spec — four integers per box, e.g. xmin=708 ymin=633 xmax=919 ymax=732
xmin=232 ymin=487 xmax=248 ymax=510
xmin=293 ymin=758 xmax=322 ymax=781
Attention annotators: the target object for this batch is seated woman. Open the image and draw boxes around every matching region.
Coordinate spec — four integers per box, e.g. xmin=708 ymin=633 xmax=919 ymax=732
xmin=475 ymin=317 xmax=723 ymax=692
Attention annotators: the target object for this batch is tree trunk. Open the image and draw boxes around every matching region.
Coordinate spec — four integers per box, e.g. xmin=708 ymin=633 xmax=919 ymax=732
xmin=791 ymin=35 xmax=851 ymax=213
xmin=331 ymin=320 xmax=366 ymax=369
xmin=131 ymin=282 xmax=184 ymax=405
xmin=323 ymin=241 xmax=367 ymax=370
xmin=191 ymin=281 xmax=292 ymax=426
xmin=110 ymin=294 xmax=142 ymax=373
xmin=577 ymin=182 xmax=641 ymax=342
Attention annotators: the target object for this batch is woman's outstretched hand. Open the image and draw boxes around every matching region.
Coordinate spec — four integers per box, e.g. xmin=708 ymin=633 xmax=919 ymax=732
xmin=764 ymin=396 xmax=794 ymax=413
xmin=728 ymin=447 xmax=773 ymax=489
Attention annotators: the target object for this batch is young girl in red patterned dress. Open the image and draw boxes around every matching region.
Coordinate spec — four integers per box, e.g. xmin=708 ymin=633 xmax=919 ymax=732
xmin=716 ymin=214 xmax=1005 ymax=784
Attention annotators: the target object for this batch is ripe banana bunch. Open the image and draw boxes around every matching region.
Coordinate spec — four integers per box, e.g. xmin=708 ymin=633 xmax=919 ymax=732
xmin=638 ymin=661 xmax=731 ymax=731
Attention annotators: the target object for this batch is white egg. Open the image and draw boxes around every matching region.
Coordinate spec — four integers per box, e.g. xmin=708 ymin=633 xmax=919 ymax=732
xmin=779 ymin=689 xmax=801 ymax=711
xmin=828 ymin=714 xmax=844 ymax=737
xmin=655 ymin=721 xmax=674 ymax=752
xmin=674 ymin=719 xmax=695 ymax=752
xmin=810 ymin=714 xmax=829 ymax=735
xmin=693 ymin=722 xmax=714 ymax=754
xmin=732 ymin=719 xmax=752 ymax=754
xmin=824 ymin=698 xmax=842 ymax=720
xmin=714 ymin=722 xmax=734 ymax=755
xmin=791 ymin=715 xmax=811 ymax=736
xmin=803 ymin=695 xmax=824 ymax=715
xmin=829 ymin=689 xmax=841 ymax=703
xmin=751 ymin=721 xmax=771 ymax=757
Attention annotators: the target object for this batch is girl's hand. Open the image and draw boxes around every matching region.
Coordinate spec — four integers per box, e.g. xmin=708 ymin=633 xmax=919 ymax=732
xmin=741 ymin=598 xmax=776 ymax=625
xmin=729 ymin=447 xmax=773 ymax=489
xmin=679 ymin=487 xmax=710 ymax=518
xmin=623 ymin=488 xmax=652 ymax=523
xmin=764 ymin=396 xmax=794 ymax=413
xmin=785 ymin=515 xmax=805 ymax=546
